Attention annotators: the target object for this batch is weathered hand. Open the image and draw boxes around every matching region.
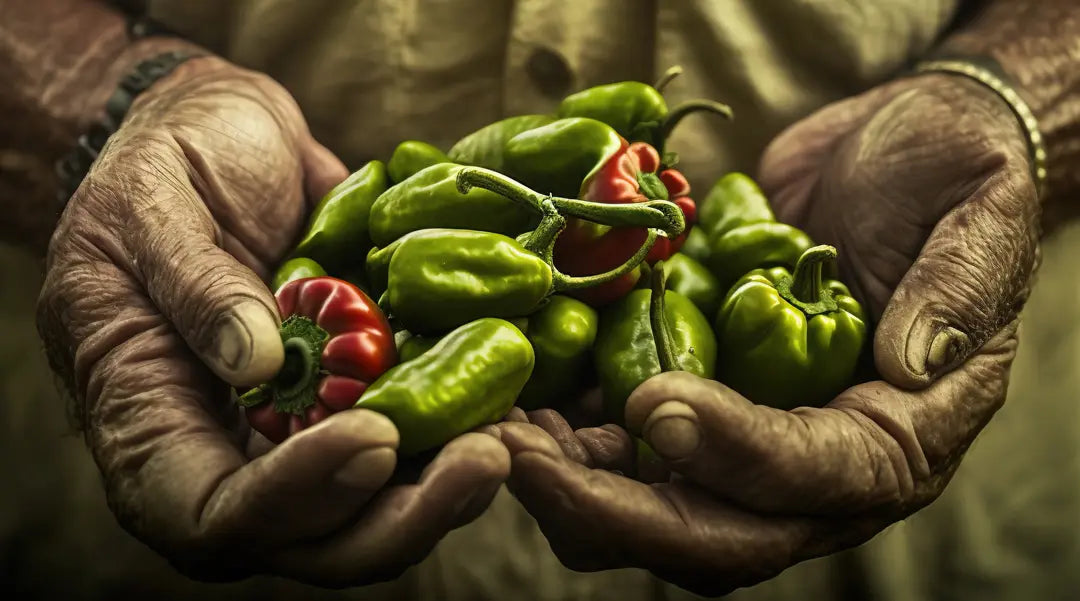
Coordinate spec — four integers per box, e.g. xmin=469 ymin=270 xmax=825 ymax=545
xmin=36 ymin=56 xmax=508 ymax=585
xmin=496 ymin=74 xmax=1039 ymax=596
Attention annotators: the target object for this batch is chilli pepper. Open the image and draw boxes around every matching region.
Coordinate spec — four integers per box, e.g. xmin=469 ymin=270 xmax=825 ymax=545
xmin=714 ymin=245 xmax=866 ymax=410
xmin=515 ymin=295 xmax=599 ymax=410
xmin=502 ymin=117 xmax=625 ymax=199
xmin=272 ymin=257 xmax=327 ymax=292
xmin=387 ymin=140 xmax=450 ymax=184
xmin=594 ymin=260 xmax=716 ymax=424
xmin=679 ymin=226 xmax=711 ymax=265
xmin=370 ymin=168 xmax=684 ymax=334
xmin=356 ymin=318 xmax=534 ymax=455
xmin=698 ymin=172 xmax=775 ymax=239
xmin=291 ymin=160 xmax=388 ymax=272
xmin=552 ymin=138 xmax=697 ymax=306
xmin=367 ymin=162 xmax=539 ymax=248
xmin=640 ymin=253 xmax=723 ymax=318
xmin=557 ymin=65 xmax=733 ymax=156
xmin=447 ymin=114 xmax=556 ymax=172
xmin=238 ymin=277 xmax=397 ymax=444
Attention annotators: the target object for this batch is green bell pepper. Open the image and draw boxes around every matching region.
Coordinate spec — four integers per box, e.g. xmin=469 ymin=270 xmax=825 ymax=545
xmin=679 ymin=226 xmax=711 ymax=265
xmin=706 ymin=221 xmax=814 ymax=293
xmin=447 ymin=114 xmax=556 ymax=172
xmin=714 ymin=245 xmax=866 ymax=410
xmin=291 ymin=160 xmax=388 ymax=271
xmin=387 ymin=140 xmax=450 ymax=184
xmin=271 ymin=257 xmax=327 ymax=292
xmin=698 ymin=172 xmax=775 ymax=240
xmin=502 ymin=117 xmax=625 ymax=198
xmin=516 ymin=296 xmax=599 ymax=410
xmin=356 ymin=318 xmax=534 ymax=455
xmin=557 ymin=66 xmax=733 ymax=155
xmin=594 ymin=260 xmax=717 ymax=424
xmin=642 ymin=253 xmax=722 ymax=318
xmin=367 ymin=162 xmax=539 ymax=248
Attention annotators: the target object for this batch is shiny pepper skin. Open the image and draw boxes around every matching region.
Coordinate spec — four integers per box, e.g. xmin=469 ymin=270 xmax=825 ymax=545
xmin=387 ymin=140 xmax=450 ymax=184
xmin=240 ymin=277 xmax=397 ymax=444
xmin=356 ymin=318 xmax=534 ymax=455
xmin=447 ymin=114 xmax=556 ymax=172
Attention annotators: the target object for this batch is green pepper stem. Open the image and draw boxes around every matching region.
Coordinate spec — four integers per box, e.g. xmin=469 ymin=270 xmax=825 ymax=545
xmin=521 ymin=200 xmax=568 ymax=256
xmin=649 ymin=261 xmax=679 ymax=373
xmin=789 ymin=245 xmax=837 ymax=304
xmin=654 ymin=65 xmax=683 ymax=94
xmin=655 ymin=99 xmax=735 ymax=153
xmin=455 ymin=167 xmax=685 ymax=238
xmin=236 ymin=315 xmax=329 ymax=415
xmin=550 ymin=228 xmax=662 ymax=292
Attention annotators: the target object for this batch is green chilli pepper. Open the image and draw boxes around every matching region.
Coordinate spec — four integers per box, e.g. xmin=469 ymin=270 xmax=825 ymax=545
xmin=291 ymin=160 xmax=388 ymax=271
xmin=646 ymin=253 xmax=723 ymax=318
xmin=516 ymin=296 xmax=599 ymax=410
xmin=698 ymin=172 xmax=775 ymax=239
xmin=706 ymin=222 xmax=814 ymax=293
xmin=387 ymin=140 xmax=450 ymax=184
xmin=714 ymin=245 xmax=866 ymax=410
xmin=397 ymin=334 xmax=439 ymax=363
xmin=502 ymin=117 xmax=625 ymax=198
xmin=557 ymin=66 xmax=733 ymax=155
xmin=356 ymin=318 xmax=534 ymax=455
xmin=370 ymin=168 xmax=685 ymax=334
xmin=679 ymin=226 xmax=711 ymax=265
xmin=272 ymin=257 xmax=327 ymax=292
xmin=367 ymin=163 xmax=539 ymax=248
xmin=447 ymin=114 xmax=556 ymax=171
xmin=594 ymin=260 xmax=716 ymax=424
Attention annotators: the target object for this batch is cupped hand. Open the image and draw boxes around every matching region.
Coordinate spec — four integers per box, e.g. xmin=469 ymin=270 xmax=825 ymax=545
xmin=36 ymin=56 xmax=508 ymax=585
xmin=496 ymin=73 xmax=1040 ymax=595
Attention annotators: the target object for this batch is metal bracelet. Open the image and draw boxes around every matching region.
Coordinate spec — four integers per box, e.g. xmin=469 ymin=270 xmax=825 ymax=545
xmin=914 ymin=58 xmax=1048 ymax=199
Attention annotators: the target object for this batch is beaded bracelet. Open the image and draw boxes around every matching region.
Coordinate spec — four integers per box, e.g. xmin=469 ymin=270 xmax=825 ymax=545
xmin=914 ymin=57 xmax=1048 ymax=199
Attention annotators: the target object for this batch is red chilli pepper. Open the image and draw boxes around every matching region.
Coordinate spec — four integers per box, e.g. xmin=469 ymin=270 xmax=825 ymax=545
xmin=238 ymin=277 xmax=397 ymax=443
xmin=553 ymin=140 xmax=697 ymax=306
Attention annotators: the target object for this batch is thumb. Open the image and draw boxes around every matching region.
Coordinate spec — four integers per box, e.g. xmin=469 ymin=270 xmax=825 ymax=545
xmin=301 ymin=136 xmax=350 ymax=203
xmin=874 ymin=165 xmax=1040 ymax=388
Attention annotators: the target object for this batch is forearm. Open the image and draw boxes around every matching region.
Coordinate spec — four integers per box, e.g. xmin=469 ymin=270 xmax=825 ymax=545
xmin=939 ymin=0 xmax=1080 ymax=221
xmin=0 ymin=0 xmax=199 ymax=251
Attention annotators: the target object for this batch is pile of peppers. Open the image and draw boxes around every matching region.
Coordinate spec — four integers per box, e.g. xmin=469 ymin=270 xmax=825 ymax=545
xmin=236 ymin=66 xmax=869 ymax=461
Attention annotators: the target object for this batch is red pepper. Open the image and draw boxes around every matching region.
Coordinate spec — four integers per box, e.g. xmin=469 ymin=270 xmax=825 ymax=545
xmin=238 ymin=277 xmax=397 ymax=443
xmin=553 ymin=140 xmax=697 ymax=306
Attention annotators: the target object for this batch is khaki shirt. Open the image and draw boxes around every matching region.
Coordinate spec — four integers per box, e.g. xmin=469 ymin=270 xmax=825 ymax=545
xmin=8 ymin=1 xmax=1080 ymax=600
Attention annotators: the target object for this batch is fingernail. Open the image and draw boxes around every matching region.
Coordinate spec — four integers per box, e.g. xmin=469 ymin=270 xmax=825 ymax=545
xmin=213 ymin=301 xmax=282 ymax=386
xmin=926 ymin=326 xmax=970 ymax=371
xmin=642 ymin=401 xmax=701 ymax=460
xmin=334 ymin=447 xmax=396 ymax=489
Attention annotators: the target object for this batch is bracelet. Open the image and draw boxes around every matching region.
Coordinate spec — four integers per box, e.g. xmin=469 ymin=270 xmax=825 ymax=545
xmin=914 ymin=57 xmax=1048 ymax=199
xmin=54 ymin=50 xmax=201 ymax=205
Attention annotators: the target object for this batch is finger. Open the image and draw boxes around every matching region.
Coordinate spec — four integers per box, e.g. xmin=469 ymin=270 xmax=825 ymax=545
xmin=270 ymin=432 xmax=510 ymax=587
xmin=525 ymin=409 xmax=591 ymax=465
xmin=874 ymin=163 xmax=1038 ymax=387
xmin=573 ymin=425 xmax=635 ymax=474
xmin=496 ymin=423 xmax=822 ymax=595
xmin=301 ymin=136 xmax=350 ymax=203
xmin=624 ymin=328 xmax=1016 ymax=515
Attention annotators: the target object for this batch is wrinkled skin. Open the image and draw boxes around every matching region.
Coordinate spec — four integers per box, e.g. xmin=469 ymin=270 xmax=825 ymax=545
xmin=495 ymin=74 xmax=1040 ymax=596
xmin=36 ymin=57 xmax=509 ymax=586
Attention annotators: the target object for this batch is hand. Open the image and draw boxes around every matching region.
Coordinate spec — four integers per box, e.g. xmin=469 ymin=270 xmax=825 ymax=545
xmin=36 ymin=56 xmax=508 ymax=585
xmin=494 ymin=73 xmax=1040 ymax=596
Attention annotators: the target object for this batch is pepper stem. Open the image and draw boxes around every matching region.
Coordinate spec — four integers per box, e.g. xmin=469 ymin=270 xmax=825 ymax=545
xmin=649 ymin=261 xmax=679 ymax=373
xmin=550 ymin=228 xmax=662 ymax=293
xmin=236 ymin=315 xmax=329 ymax=416
xmin=654 ymin=65 xmax=683 ymax=94
xmin=777 ymin=245 xmax=840 ymax=316
xmin=655 ymin=99 xmax=735 ymax=153
xmin=456 ymin=167 xmax=685 ymax=238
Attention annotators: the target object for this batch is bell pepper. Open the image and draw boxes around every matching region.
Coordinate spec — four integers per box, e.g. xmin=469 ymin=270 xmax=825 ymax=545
xmin=272 ymin=257 xmax=327 ymax=292
xmin=290 ymin=161 xmax=388 ymax=272
xmin=593 ymin=260 xmax=717 ymax=424
xmin=387 ymin=140 xmax=450 ymax=184
xmin=238 ymin=277 xmax=397 ymax=444
xmin=640 ymin=253 xmax=723 ymax=319
xmin=557 ymin=66 xmax=733 ymax=156
xmin=356 ymin=318 xmax=534 ymax=455
xmin=707 ymin=221 xmax=815 ymax=294
xmin=698 ymin=172 xmax=776 ymax=240
xmin=552 ymin=139 xmax=697 ymax=306
xmin=447 ymin=114 xmax=556 ymax=172
xmin=397 ymin=332 xmax=439 ymax=363
xmin=515 ymin=295 xmax=599 ymax=410
xmin=714 ymin=245 xmax=866 ymax=410
xmin=367 ymin=162 xmax=539 ymax=248
xmin=370 ymin=168 xmax=684 ymax=334
xmin=679 ymin=226 xmax=711 ymax=265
